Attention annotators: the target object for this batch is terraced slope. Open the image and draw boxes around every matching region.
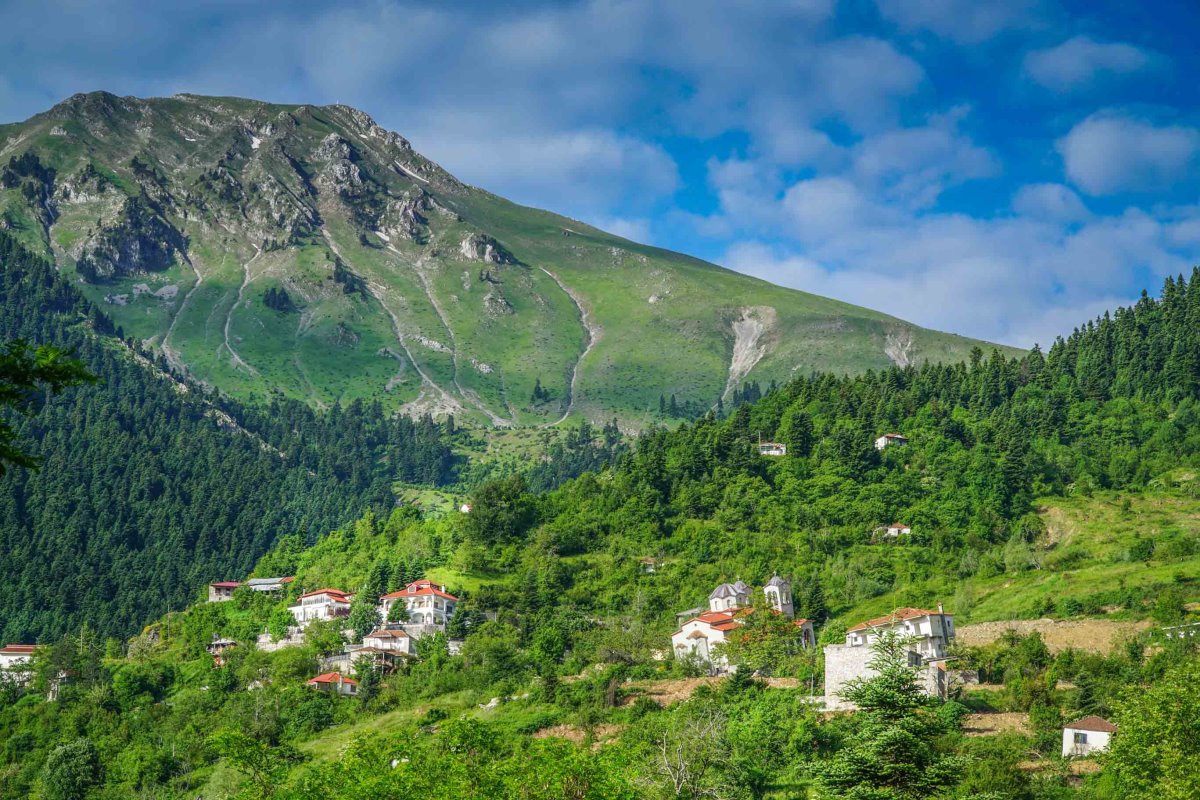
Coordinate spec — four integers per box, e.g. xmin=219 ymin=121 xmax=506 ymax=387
xmin=0 ymin=92 xmax=1014 ymax=425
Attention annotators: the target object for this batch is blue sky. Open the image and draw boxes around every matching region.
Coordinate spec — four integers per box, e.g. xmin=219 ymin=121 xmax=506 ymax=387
xmin=2 ymin=0 xmax=1199 ymax=347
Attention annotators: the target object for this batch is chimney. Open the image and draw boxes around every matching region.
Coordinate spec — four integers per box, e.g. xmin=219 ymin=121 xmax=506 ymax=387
xmin=937 ymin=602 xmax=944 ymax=615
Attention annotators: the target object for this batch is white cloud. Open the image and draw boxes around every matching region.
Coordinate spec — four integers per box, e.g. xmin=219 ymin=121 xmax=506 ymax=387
xmin=589 ymin=216 xmax=653 ymax=244
xmin=1057 ymin=113 xmax=1200 ymax=195
xmin=1011 ymin=183 xmax=1088 ymax=222
xmin=1023 ymin=36 xmax=1152 ymax=91
xmin=875 ymin=0 xmax=1042 ymax=44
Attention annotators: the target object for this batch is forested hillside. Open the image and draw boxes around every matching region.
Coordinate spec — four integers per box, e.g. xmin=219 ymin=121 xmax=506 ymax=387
xmin=2 ymin=270 xmax=1198 ymax=799
xmin=0 ymin=230 xmax=455 ymax=642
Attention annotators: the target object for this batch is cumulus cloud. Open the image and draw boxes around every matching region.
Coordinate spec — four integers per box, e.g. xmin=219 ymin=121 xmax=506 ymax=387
xmin=1011 ymin=183 xmax=1089 ymax=222
xmin=1023 ymin=36 xmax=1152 ymax=91
xmin=1057 ymin=113 xmax=1200 ymax=195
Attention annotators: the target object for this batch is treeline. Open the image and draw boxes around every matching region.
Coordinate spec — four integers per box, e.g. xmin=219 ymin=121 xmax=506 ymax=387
xmin=0 ymin=230 xmax=455 ymax=641
xmin=454 ymin=271 xmax=1200 ymax=625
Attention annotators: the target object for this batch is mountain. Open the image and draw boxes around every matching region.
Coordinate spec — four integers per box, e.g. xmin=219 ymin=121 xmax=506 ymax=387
xmin=0 ymin=92 xmax=1012 ymax=426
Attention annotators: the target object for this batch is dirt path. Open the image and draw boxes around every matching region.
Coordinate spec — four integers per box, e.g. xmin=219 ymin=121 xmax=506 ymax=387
xmin=963 ymin=712 xmax=1030 ymax=736
xmin=957 ymin=618 xmax=1151 ymax=654
xmin=538 ymin=266 xmax=600 ymax=426
xmin=220 ymin=245 xmax=262 ymax=375
xmin=162 ymin=247 xmax=209 ymax=374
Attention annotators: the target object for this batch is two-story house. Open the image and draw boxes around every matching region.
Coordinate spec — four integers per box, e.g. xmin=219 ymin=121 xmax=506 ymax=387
xmin=289 ymin=588 xmax=353 ymax=625
xmin=378 ymin=580 xmax=459 ymax=637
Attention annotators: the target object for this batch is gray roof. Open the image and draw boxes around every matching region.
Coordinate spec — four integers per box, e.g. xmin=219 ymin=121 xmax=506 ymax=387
xmin=766 ymin=574 xmax=789 ymax=588
xmin=709 ymin=583 xmax=738 ymax=599
xmin=246 ymin=577 xmax=287 ymax=587
xmin=732 ymin=580 xmax=751 ymax=594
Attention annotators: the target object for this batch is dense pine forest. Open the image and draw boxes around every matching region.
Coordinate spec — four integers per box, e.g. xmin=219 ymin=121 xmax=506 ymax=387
xmin=0 ymin=230 xmax=456 ymax=642
xmin=1 ymin=239 xmax=1199 ymax=797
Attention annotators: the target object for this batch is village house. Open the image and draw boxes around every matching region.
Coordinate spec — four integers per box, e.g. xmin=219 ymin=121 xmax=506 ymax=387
xmin=874 ymin=432 xmax=908 ymax=450
xmin=289 ymin=588 xmax=353 ymax=625
xmin=1062 ymin=716 xmax=1117 ymax=758
xmin=362 ymin=625 xmax=414 ymax=656
xmin=206 ymin=636 xmax=237 ymax=667
xmin=0 ymin=644 xmax=40 ymax=673
xmin=758 ymin=441 xmax=787 ymax=456
xmin=824 ymin=606 xmax=955 ymax=701
xmin=306 ymin=672 xmax=358 ymax=697
xmin=245 ymin=576 xmax=294 ymax=594
xmin=639 ymin=557 xmax=659 ymax=574
xmin=882 ymin=522 xmax=912 ymax=537
xmin=207 ymin=581 xmax=241 ymax=602
xmin=378 ymin=580 xmax=459 ymax=636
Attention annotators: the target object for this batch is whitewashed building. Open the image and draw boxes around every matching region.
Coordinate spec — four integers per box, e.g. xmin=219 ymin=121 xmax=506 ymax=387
xmin=882 ymin=523 xmax=912 ymax=537
xmin=874 ymin=432 xmax=908 ymax=450
xmin=361 ymin=626 xmax=414 ymax=656
xmin=708 ymin=581 xmax=751 ymax=612
xmin=758 ymin=442 xmax=787 ymax=456
xmin=671 ymin=610 xmax=744 ymax=671
xmin=378 ymin=580 xmax=459 ymax=636
xmin=825 ymin=606 xmax=955 ymax=700
xmin=290 ymin=589 xmax=353 ymax=625
xmin=0 ymin=644 xmax=40 ymax=673
xmin=1062 ymin=716 xmax=1116 ymax=758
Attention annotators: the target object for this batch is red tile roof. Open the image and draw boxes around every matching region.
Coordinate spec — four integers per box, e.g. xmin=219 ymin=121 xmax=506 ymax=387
xmin=366 ymin=629 xmax=410 ymax=639
xmin=210 ymin=581 xmax=241 ymax=588
xmin=1065 ymin=715 xmax=1117 ymax=733
xmin=380 ymin=580 xmax=459 ymax=602
xmin=847 ymin=607 xmax=949 ymax=632
xmin=307 ymin=672 xmax=357 ymax=686
xmin=298 ymin=589 xmax=351 ymax=601
xmin=0 ymin=644 xmax=39 ymax=654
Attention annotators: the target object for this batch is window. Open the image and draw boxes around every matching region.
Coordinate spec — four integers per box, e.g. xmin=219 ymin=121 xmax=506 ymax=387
xmin=1073 ymin=732 xmax=1088 ymax=745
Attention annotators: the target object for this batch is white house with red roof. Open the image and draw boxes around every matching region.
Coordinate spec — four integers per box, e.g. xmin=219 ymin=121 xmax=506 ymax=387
xmin=825 ymin=606 xmax=955 ymax=701
xmin=0 ymin=644 xmax=40 ymax=673
xmin=207 ymin=581 xmax=241 ymax=602
xmin=289 ymin=589 xmax=353 ymax=625
xmin=378 ymin=580 xmax=459 ymax=637
xmin=306 ymin=671 xmax=357 ymax=696
xmin=1062 ymin=715 xmax=1117 ymax=758
xmin=671 ymin=610 xmax=744 ymax=670
xmin=361 ymin=626 xmax=414 ymax=655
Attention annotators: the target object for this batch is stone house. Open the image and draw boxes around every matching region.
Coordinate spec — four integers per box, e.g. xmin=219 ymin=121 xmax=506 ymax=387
xmin=1062 ymin=716 xmax=1117 ymax=758
xmin=207 ymin=581 xmax=241 ymax=602
xmin=824 ymin=606 xmax=955 ymax=701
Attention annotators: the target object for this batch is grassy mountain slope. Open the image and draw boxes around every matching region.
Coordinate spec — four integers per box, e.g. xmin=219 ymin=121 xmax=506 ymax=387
xmin=0 ymin=92 xmax=1013 ymax=426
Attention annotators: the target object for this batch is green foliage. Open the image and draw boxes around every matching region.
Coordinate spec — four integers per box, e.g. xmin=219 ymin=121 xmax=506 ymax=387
xmin=39 ymin=738 xmax=103 ymax=800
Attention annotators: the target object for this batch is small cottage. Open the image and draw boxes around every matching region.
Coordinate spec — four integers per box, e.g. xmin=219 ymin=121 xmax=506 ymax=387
xmin=206 ymin=636 xmax=237 ymax=667
xmin=1062 ymin=716 xmax=1117 ymax=758
xmin=758 ymin=441 xmax=787 ymax=456
xmin=0 ymin=644 xmax=40 ymax=672
xmin=207 ymin=581 xmax=241 ymax=602
xmin=883 ymin=523 xmax=912 ymax=537
xmin=306 ymin=672 xmax=358 ymax=697
xmin=874 ymin=432 xmax=908 ymax=450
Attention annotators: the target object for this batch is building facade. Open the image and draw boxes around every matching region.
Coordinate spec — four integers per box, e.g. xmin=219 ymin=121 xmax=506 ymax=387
xmin=207 ymin=581 xmax=241 ymax=602
xmin=289 ymin=589 xmax=353 ymax=624
xmin=1062 ymin=716 xmax=1116 ymax=758
xmin=824 ymin=606 xmax=955 ymax=701
xmin=378 ymin=580 xmax=459 ymax=636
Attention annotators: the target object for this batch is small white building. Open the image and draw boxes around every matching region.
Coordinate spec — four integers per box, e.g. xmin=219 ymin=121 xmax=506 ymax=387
xmin=671 ymin=610 xmax=743 ymax=671
xmin=882 ymin=522 xmax=912 ymax=537
xmin=875 ymin=432 xmax=908 ymax=450
xmin=378 ymin=580 xmax=459 ymax=635
xmin=306 ymin=671 xmax=357 ymax=697
xmin=825 ymin=606 xmax=955 ymax=700
xmin=245 ymin=576 xmax=294 ymax=594
xmin=763 ymin=574 xmax=794 ymax=617
xmin=207 ymin=581 xmax=241 ymax=602
xmin=1062 ymin=716 xmax=1116 ymax=758
xmin=0 ymin=644 xmax=40 ymax=673
xmin=758 ymin=442 xmax=787 ymax=457
xmin=290 ymin=589 xmax=353 ymax=625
